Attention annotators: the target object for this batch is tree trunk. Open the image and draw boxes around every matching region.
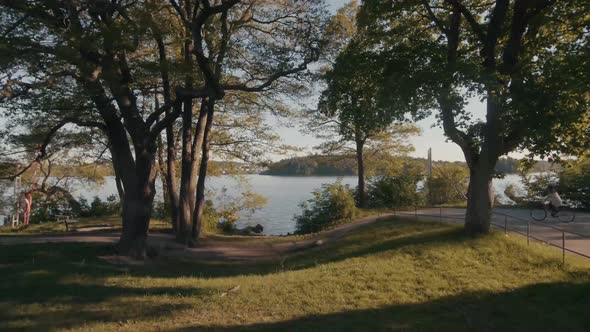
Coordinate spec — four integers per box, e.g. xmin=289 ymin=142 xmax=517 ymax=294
xmin=114 ymin=173 xmax=125 ymax=204
xmin=355 ymin=139 xmax=367 ymax=208
xmin=165 ymin=119 xmax=180 ymax=233
xmin=177 ymin=96 xmax=196 ymax=243
xmin=464 ymin=86 xmax=502 ymax=234
xmin=464 ymin=164 xmax=495 ymax=234
xmin=177 ymin=98 xmax=209 ymax=244
xmin=176 ymin=17 xmax=200 ymax=245
xmin=117 ymin=150 xmax=158 ymax=258
xmin=157 ymin=134 xmax=170 ymax=207
xmin=191 ymin=98 xmax=216 ymax=245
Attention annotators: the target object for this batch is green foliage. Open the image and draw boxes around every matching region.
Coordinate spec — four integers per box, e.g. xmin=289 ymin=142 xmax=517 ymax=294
xmin=78 ymin=195 xmax=120 ymax=218
xmin=518 ymin=172 xmax=559 ymax=206
xmin=495 ymin=158 xmax=520 ymax=175
xmin=294 ymin=182 xmax=356 ymax=234
xmin=357 ymin=0 xmax=589 ymax=186
xmin=426 ymin=164 xmax=469 ymax=205
xmin=262 ymin=155 xmax=357 ymax=176
xmin=203 ymin=188 xmax=268 ymax=234
xmin=366 ymin=175 xmax=422 ymax=208
xmin=559 ymin=156 xmax=590 ymax=208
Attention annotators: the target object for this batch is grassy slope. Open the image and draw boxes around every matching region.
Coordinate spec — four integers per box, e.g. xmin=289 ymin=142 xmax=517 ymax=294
xmin=1 ymin=218 xmax=590 ymax=331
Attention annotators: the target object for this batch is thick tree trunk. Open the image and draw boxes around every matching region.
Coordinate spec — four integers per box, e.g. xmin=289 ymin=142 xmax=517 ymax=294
xmin=464 ymin=87 xmax=502 ymax=234
xmin=464 ymin=163 xmax=495 ymax=234
xmin=117 ymin=151 xmax=158 ymax=258
xmin=176 ymin=17 xmax=202 ymax=245
xmin=177 ymin=99 xmax=208 ymax=244
xmin=177 ymin=97 xmax=196 ymax=243
xmin=191 ymin=99 xmax=216 ymax=244
xmin=355 ymin=139 xmax=367 ymax=208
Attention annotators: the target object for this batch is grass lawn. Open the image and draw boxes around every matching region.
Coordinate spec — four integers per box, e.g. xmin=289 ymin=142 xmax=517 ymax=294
xmin=0 ymin=216 xmax=170 ymax=235
xmin=1 ymin=217 xmax=590 ymax=331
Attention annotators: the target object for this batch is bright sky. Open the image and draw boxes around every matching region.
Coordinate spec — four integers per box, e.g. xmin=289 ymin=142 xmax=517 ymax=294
xmin=269 ymin=0 xmax=524 ymax=162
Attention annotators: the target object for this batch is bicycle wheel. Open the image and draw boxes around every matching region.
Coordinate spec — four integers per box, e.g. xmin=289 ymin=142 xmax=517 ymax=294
xmin=558 ymin=208 xmax=575 ymax=223
xmin=530 ymin=208 xmax=547 ymax=221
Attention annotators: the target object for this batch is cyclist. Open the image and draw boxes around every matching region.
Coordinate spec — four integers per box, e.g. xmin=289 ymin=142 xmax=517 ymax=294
xmin=543 ymin=184 xmax=562 ymax=217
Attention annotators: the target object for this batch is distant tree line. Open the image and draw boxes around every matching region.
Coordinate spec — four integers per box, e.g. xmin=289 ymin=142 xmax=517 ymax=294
xmin=263 ymin=155 xmax=558 ymax=177
xmin=262 ymin=155 xmax=358 ymax=176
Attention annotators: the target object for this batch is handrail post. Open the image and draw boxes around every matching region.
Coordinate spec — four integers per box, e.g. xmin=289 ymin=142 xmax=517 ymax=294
xmin=527 ymin=222 xmax=530 ymax=245
xmin=504 ymin=215 xmax=507 ymax=234
xmin=562 ymin=231 xmax=565 ymax=266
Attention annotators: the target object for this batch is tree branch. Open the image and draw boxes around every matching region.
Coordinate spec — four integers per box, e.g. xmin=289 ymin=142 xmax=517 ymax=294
xmin=420 ymin=0 xmax=449 ymax=35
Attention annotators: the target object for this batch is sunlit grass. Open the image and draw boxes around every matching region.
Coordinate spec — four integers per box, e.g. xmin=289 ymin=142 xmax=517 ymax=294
xmin=0 ymin=216 xmax=170 ymax=235
xmin=1 ymin=218 xmax=590 ymax=331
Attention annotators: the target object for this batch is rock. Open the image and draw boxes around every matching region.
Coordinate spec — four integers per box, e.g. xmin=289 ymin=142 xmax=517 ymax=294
xmin=315 ymin=239 xmax=324 ymax=246
xmin=236 ymin=224 xmax=264 ymax=235
xmin=253 ymin=224 xmax=263 ymax=233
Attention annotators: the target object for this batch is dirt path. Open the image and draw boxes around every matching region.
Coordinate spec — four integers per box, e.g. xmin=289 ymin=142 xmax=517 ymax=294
xmin=0 ymin=213 xmax=395 ymax=261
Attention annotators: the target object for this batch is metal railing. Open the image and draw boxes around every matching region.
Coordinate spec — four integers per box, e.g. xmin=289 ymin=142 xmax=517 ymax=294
xmin=392 ymin=206 xmax=590 ymax=265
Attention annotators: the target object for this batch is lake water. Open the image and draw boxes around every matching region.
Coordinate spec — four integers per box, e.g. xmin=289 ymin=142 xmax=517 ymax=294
xmin=64 ymin=174 xmax=524 ymax=235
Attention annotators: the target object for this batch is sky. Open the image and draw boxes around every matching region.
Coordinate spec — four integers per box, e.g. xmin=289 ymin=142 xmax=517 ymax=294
xmin=267 ymin=0 xmax=525 ymax=163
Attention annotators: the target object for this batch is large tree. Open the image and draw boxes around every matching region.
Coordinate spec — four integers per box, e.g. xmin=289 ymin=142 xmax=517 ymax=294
xmin=316 ymin=42 xmax=419 ymax=207
xmin=360 ymin=0 xmax=589 ymax=234
xmin=168 ymin=0 xmax=328 ymax=245
xmin=0 ymin=0 xmax=212 ymax=256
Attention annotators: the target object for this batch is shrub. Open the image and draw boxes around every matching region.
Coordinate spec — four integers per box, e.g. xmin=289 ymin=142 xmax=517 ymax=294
xmin=424 ymin=164 xmax=468 ymax=205
xmin=89 ymin=196 xmax=109 ymax=216
xmin=559 ymin=156 xmax=590 ymax=208
xmin=77 ymin=195 xmax=121 ymax=217
xmin=366 ymin=175 xmax=422 ymax=208
xmin=203 ymin=188 xmax=268 ymax=234
xmin=520 ymin=172 xmax=558 ymax=202
xmin=151 ymin=201 xmax=168 ymax=219
xmin=294 ymin=182 xmax=356 ymax=234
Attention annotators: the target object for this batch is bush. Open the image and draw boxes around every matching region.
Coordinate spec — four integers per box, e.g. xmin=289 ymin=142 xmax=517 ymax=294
xmin=151 ymin=201 xmax=168 ymax=219
xmin=559 ymin=156 xmax=590 ymax=208
xmin=202 ymin=188 xmax=268 ymax=234
xmin=294 ymin=182 xmax=356 ymax=235
xmin=78 ymin=195 xmax=120 ymax=217
xmin=366 ymin=175 xmax=422 ymax=208
xmin=425 ymin=164 xmax=468 ymax=205
xmin=520 ymin=172 xmax=558 ymax=202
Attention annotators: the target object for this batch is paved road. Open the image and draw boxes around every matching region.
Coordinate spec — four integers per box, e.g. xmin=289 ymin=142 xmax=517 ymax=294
xmin=401 ymin=207 xmax=590 ymax=258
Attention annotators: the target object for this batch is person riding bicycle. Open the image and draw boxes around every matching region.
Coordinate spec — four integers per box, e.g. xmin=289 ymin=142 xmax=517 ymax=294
xmin=543 ymin=184 xmax=562 ymax=217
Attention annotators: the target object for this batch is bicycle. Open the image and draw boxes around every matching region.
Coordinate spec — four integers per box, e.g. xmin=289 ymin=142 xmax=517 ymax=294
xmin=530 ymin=203 xmax=576 ymax=223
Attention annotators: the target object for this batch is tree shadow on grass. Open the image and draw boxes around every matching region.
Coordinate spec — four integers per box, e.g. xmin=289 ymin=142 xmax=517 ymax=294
xmin=169 ymin=282 xmax=590 ymax=332
xmin=0 ymin=243 xmax=201 ymax=331
xmin=0 ymin=302 xmax=187 ymax=332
